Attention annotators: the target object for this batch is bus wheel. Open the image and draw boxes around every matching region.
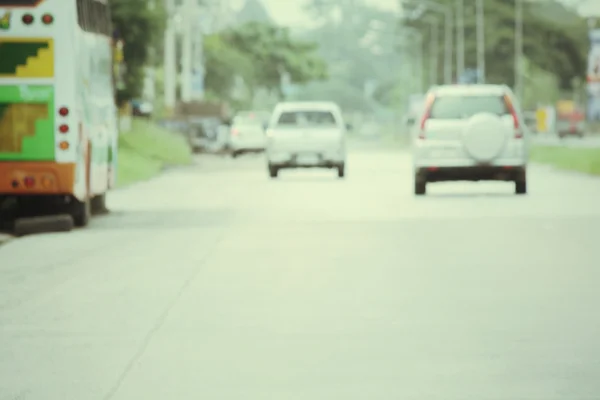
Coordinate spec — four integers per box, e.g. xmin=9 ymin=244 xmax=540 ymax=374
xmin=91 ymin=194 xmax=109 ymax=215
xmin=68 ymin=197 xmax=91 ymax=227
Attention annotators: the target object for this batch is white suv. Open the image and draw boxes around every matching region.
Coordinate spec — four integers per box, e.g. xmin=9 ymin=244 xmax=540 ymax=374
xmin=265 ymin=102 xmax=348 ymax=178
xmin=412 ymin=84 xmax=529 ymax=195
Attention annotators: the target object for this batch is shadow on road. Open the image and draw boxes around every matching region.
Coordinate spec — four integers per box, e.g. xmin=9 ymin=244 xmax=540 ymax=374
xmin=89 ymin=208 xmax=233 ymax=230
xmin=423 ymin=192 xmax=521 ymax=198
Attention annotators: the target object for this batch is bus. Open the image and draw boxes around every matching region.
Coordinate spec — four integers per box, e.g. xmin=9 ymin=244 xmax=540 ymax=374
xmin=0 ymin=0 xmax=119 ymax=227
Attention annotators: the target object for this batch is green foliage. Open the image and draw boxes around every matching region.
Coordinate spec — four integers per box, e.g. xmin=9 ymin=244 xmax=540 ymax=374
xmin=290 ymin=80 xmax=374 ymax=111
xmin=400 ymin=0 xmax=587 ymax=91
xmin=531 ymin=146 xmax=600 ymax=176
xmin=118 ymin=118 xmax=192 ymax=186
xmin=204 ymin=22 xmax=328 ymax=104
xmin=109 ymin=0 xmax=165 ymax=104
xmin=298 ymin=0 xmax=405 ymax=110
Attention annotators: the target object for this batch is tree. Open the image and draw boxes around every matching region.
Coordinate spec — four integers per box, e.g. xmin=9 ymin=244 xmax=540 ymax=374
xmin=203 ymin=33 xmax=256 ymax=105
xmin=206 ymin=22 xmax=328 ymax=100
xmin=399 ymin=0 xmax=587 ymax=91
xmin=109 ymin=0 xmax=165 ymax=105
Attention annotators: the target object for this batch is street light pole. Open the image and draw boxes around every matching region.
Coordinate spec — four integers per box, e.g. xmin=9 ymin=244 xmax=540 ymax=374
xmin=164 ymin=0 xmax=176 ymax=113
xmin=456 ymin=0 xmax=464 ymax=80
xmin=476 ymin=0 xmax=485 ymax=83
xmin=400 ymin=0 xmax=453 ymax=84
xmin=515 ymin=0 xmax=523 ymax=100
xmin=429 ymin=19 xmax=439 ymax=86
xmin=181 ymin=0 xmax=195 ymax=102
xmin=444 ymin=8 xmax=453 ymax=84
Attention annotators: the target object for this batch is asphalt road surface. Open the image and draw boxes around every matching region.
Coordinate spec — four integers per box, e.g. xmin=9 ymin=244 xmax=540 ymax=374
xmin=1 ymin=147 xmax=600 ymax=400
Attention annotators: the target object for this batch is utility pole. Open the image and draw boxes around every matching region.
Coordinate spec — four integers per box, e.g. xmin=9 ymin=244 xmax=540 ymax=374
xmin=429 ymin=19 xmax=439 ymax=87
xmin=476 ymin=0 xmax=485 ymax=83
xmin=444 ymin=8 xmax=452 ymax=84
xmin=163 ymin=0 xmax=176 ymax=114
xmin=181 ymin=0 xmax=194 ymax=102
xmin=456 ymin=0 xmax=464 ymax=80
xmin=515 ymin=0 xmax=523 ymax=100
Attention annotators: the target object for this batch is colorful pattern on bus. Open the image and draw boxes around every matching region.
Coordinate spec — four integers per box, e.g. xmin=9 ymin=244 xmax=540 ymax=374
xmin=0 ymin=85 xmax=54 ymax=160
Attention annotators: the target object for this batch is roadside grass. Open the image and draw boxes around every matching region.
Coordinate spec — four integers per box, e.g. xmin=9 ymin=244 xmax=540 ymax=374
xmin=531 ymin=146 xmax=600 ymax=176
xmin=117 ymin=118 xmax=192 ymax=187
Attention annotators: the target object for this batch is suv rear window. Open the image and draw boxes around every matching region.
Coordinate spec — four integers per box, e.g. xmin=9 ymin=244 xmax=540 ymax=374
xmin=429 ymin=95 xmax=510 ymax=119
xmin=276 ymin=111 xmax=337 ymax=127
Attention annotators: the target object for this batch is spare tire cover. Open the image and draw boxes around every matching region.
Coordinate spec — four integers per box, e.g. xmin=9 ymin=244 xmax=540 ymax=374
xmin=462 ymin=112 xmax=510 ymax=162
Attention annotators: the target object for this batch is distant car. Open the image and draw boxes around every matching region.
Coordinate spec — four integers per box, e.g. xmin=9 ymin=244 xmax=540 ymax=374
xmin=265 ymin=101 xmax=348 ymax=178
xmin=229 ymin=111 xmax=270 ymax=157
xmin=412 ymin=84 xmax=529 ymax=195
xmin=131 ymin=99 xmax=153 ymax=118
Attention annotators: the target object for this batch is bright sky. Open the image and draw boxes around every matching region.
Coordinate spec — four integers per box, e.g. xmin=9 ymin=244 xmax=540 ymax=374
xmin=231 ymin=0 xmax=399 ymax=27
xmin=233 ymin=0 xmax=599 ymax=27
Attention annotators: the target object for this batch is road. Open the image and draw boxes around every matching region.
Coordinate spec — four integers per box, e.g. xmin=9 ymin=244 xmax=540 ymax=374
xmin=1 ymin=147 xmax=600 ymax=400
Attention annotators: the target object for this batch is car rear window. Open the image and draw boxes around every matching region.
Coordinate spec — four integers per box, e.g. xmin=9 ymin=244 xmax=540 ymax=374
xmin=276 ymin=111 xmax=338 ymax=127
xmin=429 ymin=95 xmax=510 ymax=119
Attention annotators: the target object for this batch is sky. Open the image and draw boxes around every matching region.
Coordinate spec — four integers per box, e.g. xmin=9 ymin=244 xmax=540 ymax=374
xmin=230 ymin=0 xmax=600 ymax=27
xmin=231 ymin=0 xmax=399 ymax=28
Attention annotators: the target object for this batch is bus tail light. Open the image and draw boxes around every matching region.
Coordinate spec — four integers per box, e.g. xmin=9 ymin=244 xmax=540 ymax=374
xmin=59 ymin=107 xmax=69 ymax=116
xmin=59 ymin=124 xmax=69 ymax=133
xmin=22 ymin=14 xmax=33 ymax=24
xmin=59 ymin=141 xmax=69 ymax=150
xmin=42 ymin=14 xmax=53 ymax=24
xmin=24 ymin=176 xmax=35 ymax=188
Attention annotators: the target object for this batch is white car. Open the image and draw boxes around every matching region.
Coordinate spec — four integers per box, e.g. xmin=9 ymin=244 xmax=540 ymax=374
xmin=265 ymin=102 xmax=348 ymax=178
xmin=229 ymin=111 xmax=270 ymax=157
xmin=412 ymin=84 xmax=529 ymax=195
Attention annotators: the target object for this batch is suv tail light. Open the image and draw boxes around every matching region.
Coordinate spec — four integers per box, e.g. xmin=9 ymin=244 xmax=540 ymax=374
xmin=503 ymin=95 xmax=522 ymax=138
xmin=418 ymin=94 xmax=435 ymax=139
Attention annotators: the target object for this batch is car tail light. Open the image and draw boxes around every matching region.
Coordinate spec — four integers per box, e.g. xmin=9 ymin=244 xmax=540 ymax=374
xmin=418 ymin=94 xmax=435 ymax=139
xmin=59 ymin=107 xmax=69 ymax=116
xmin=22 ymin=14 xmax=33 ymax=24
xmin=504 ymin=95 xmax=522 ymax=138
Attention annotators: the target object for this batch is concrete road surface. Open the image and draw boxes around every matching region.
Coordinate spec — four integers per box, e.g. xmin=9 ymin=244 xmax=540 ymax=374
xmin=1 ymin=149 xmax=600 ymax=400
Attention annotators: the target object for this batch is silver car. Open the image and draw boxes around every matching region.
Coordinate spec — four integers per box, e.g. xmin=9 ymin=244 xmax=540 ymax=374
xmin=412 ymin=84 xmax=529 ymax=195
xmin=265 ymin=102 xmax=348 ymax=178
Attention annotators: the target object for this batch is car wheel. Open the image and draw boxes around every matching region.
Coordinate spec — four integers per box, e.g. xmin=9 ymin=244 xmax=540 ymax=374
xmin=414 ymin=179 xmax=426 ymax=195
xmin=268 ymin=165 xmax=279 ymax=178
xmin=515 ymin=179 xmax=527 ymax=195
xmin=337 ymin=163 xmax=345 ymax=178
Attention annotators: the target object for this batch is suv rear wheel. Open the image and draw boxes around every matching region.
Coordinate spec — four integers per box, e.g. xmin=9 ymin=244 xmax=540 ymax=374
xmin=268 ymin=165 xmax=279 ymax=178
xmin=337 ymin=163 xmax=345 ymax=178
xmin=515 ymin=179 xmax=527 ymax=194
xmin=414 ymin=179 xmax=426 ymax=195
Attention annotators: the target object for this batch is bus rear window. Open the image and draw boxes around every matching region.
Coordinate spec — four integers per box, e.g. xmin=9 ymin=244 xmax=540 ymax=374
xmin=0 ymin=0 xmax=44 ymax=5
xmin=429 ymin=95 xmax=510 ymax=119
